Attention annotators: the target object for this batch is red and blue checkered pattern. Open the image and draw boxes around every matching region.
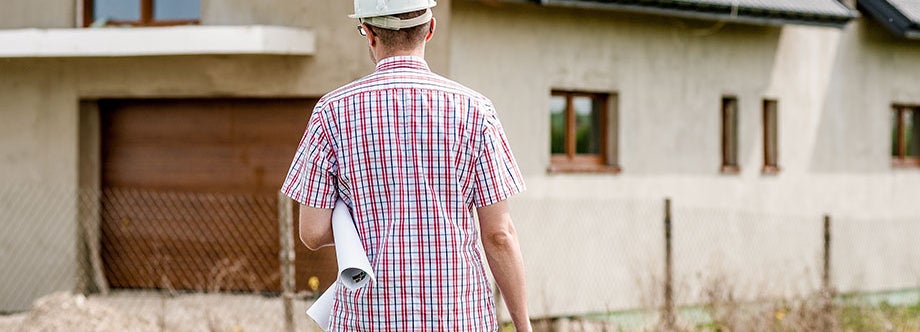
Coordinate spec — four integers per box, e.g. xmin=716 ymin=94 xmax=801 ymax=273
xmin=282 ymin=56 xmax=525 ymax=331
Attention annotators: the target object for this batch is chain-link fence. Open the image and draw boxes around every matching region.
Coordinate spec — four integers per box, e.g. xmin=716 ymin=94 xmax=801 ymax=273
xmin=1 ymin=184 xmax=919 ymax=331
xmin=509 ymin=197 xmax=920 ymax=331
xmin=0 ymin=184 xmax=328 ymax=332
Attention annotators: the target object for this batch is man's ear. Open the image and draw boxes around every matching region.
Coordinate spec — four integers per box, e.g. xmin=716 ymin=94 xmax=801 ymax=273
xmin=425 ymin=18 xmax=436 ymax=42
xmin=363 ymin=23 xmax=377 ymax=47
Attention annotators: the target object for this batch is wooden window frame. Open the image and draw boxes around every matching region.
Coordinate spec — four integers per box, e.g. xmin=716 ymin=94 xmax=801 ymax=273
xmin=547 ymin=90 xmax=620 ymax=174
xmin=83 ymin=0 xmax=200 ymax=28
xmin=721 ymin=96 xmax=740 ymax=174
xmin=762 ymin=99 xmax=780 ymax=174
xmin=892 ymin=104 xmax=920 ymax=168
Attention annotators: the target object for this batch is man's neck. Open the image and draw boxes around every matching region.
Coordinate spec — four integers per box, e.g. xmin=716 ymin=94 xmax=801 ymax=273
xmin=375 ymin=48 xmax=425 ymax=63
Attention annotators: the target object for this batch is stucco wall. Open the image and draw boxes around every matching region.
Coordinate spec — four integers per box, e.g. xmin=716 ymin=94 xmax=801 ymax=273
xmin=0 ymin=0 xmax=451 ymax=77
xmin=813 ymin=18 xmax=920 ymax=295
xmin=199 ymin=0 xmax=453 ymax=81
xmin=0 ymin=60 xmax=80 ymax=311
xmin=450 ymin=1 xmax=920 ymax=317
xmin=0 ymin=54 xmax=335 ymax=312
xmin=0 ymin=0 xmax=75 ymax=28
xmin=812 ymin=20 xmax=920 ymax=173
xmin=0 ymin=0 xmax=452 ymax=312
xmin=2 ymin=0 xmax=919 ymax=318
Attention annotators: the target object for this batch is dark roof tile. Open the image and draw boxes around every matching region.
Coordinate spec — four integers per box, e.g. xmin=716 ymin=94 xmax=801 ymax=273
xmin=858 ymin=0 xmax=920 ymax=39
xmin=888 ymin=0 xmax=920 ymax=23
xmin=539 ymin=0 xmax=857 ymax=27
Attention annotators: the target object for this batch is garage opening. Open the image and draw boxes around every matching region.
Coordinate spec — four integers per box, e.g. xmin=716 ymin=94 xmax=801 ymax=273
xmin=97 ymin=98 xmax=336 ymax=293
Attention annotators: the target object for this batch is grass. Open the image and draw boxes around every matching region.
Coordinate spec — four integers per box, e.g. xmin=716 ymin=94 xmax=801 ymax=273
xmin=691 ymin=289 xmax=920 ymax=332
xmin=834 ymin=296 xmax=920 ymax=332
xmin=507 ymin=289 xmax=920 ymax=332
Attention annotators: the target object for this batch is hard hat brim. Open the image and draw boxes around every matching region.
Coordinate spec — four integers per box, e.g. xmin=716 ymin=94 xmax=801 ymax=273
xmin=348 ymin=2 xmax=437 ymax=19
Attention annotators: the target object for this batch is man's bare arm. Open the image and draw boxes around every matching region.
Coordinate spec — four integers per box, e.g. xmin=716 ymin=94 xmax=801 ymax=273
xmin=299 ymin=205 xmax=334 ymax=250
xmin=478 ymin=200 xmax=532 ymax=332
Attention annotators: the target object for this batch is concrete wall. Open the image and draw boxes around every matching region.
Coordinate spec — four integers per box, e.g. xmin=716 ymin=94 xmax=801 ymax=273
xmin=0 ymin=56 xmax=332 ymax=312
xmin=0 ymin=0 xmax=452 ymax=312
xmin=0 ymin=59 xmax=80 ymax=311
xmin=0 ymin=0 xmax=452 ymax=76
xmin=199 ymin=0 xmax=453 ymax=80
xmin=0 ymin=0 xmax=75 ymax=28
xmin=815 ymin=18 xmax=920 ymax=295
xmin=2 ymin=0 xmax=919 ymax=318
xmin=450 ymin=1 xmax=920 ymax=317
xmin=196 ymin=0 xmax=452 ymax=74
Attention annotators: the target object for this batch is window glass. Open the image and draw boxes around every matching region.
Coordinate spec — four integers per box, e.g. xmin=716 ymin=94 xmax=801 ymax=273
xmin=722 ymin=97 xmax=739 ymax=168
xmin=909 ymin=110 xmax=919 ymax=157
xmin=892 ymin=110 xmax=901 ymax=157
xmin=573 ymin=96 xmax=601 ymax=154
xmin=154 ymin=0 xmax=200 ymax=21
xmin=94 ymin=0 xmax=141 ymax=22
xmin=548 ymin=91 xmax=615 ymax=171
xmin=763 ymin=100 xmax=778 ymax=168
xmin=550 ymin=96 xmax=566 ymax=155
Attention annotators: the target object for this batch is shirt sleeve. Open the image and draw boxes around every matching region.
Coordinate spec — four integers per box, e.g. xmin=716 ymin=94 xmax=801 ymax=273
xmin=471 ymin=109 xmax=526 ymax=207
xmin=280 ymin=108 xmax=338 ymax=209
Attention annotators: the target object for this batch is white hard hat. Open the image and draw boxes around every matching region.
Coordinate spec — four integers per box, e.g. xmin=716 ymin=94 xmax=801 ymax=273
xmin=349 ymin=0 xmax=437 ymax=19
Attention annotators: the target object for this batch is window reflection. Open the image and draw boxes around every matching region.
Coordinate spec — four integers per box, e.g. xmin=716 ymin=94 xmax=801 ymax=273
xmin=548 ymin=91 xmax=612 ymax=170
xmin=94 ymin=0 xmax=140 ymax=22
xmin=909 ymin=110 xmax=919 ymax=157
xmin=573 ymin=96 xmax=600 ymax=154
xmin=155 ymin=0 xmax=200 ymax=21
xmin=891 ymin=111 xmax=899 ymax=157
xmin=550 ymin=96 xmax=566 ymax=155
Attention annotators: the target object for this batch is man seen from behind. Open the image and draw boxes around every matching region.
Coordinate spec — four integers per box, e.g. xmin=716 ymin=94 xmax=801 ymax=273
xmin=281 ymin=1 xmax=531 ymax=330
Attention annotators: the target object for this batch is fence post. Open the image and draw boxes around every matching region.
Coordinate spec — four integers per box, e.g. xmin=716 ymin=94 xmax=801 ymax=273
xmin=78 ymin=188 xmax=110 ymax=295
xmin=278 ymin=192 xmax=295 ymax=332
xmin=661 ymin=198 xmax=676 ymax=332
xmin=821 ymin=214 xmax=834 ymax=331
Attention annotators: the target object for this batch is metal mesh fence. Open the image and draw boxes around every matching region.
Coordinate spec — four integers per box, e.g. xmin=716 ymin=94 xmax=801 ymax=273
xmin=508 ymin=197 xmax=920 ymax=331
xmin=1 ymin=184 xmax=323 ymax=332
xmin=95 ymin=188 xmax=280 ymax=292
xmin=1 ymin=184 xmax=919 ymax=331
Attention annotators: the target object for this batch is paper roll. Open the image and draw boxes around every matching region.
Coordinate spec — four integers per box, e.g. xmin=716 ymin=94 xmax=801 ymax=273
xmin=306 ymin=289 xmax=335 ymax=330
xmin=330 ymin=200 xmax=376 ymax=290
xmin=306 ymin=200 xmax=376 ymax=331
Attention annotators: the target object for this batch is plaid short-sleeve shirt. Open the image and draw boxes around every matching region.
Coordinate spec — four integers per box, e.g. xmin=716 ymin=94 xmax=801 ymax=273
xmin=282 ymin=56 xmax=525 ymax=331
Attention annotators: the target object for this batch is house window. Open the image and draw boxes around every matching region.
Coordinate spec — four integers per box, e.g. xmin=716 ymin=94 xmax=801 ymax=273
xmin=721 ymin=97 xmax=740 ymax=174
xmin=549 ymin=91 xmax=619 ymax=173
xmin=762 ymin=99 xmax=780 ymax=174
xmin=892 ymin=105 xmax=920 ymax=167
xmin=84 ymin=0 xmax=200 ymax=27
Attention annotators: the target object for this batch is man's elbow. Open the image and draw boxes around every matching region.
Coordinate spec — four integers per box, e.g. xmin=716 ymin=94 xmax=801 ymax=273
xmin=300 ymin=231 xmax=325 ymax=251
xmin=298 ymin=205 xmax=334 ymax=250
xmin=485 ymin=228 xmax=517 ymax=250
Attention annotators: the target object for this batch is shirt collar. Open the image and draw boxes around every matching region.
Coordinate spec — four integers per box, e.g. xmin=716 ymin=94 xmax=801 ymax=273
xmin=375 ymin=56 xmax=431 ymax=72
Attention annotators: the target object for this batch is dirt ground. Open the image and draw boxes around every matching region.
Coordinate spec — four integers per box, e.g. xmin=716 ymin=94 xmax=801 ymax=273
xmin=0 ymin=291 xmax=323 ymax=332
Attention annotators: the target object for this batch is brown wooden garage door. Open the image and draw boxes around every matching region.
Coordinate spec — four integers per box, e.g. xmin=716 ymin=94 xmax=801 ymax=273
xmin=99 ymin=99 xmax=337 ymax=293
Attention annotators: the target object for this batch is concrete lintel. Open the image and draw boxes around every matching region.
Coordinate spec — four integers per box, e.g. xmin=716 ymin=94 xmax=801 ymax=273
xmin=0 ymin=25 xmax=316 ymax=58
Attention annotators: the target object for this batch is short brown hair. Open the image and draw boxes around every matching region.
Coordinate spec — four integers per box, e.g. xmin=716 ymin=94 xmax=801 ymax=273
xmin=365 ymin=10 xmax=431 ymax=51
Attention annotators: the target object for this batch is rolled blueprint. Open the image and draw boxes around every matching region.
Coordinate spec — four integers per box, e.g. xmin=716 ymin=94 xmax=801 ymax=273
xmin=330 ymin=200 xmax=376 ymax=290
xmin=306 ymin=289 xmax=335 ymax=331
xmin=306 ymin=200 xmax=376 ymax=331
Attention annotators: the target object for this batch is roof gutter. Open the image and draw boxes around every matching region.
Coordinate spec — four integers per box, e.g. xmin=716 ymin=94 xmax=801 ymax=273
xmin=538 ymin=0 xmax=857 ymax=28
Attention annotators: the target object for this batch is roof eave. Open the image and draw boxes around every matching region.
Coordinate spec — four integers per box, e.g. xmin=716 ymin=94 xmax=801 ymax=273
xmin=539 ymin=0 xmax=856 ymax=28
xmin=857 ymin=0 xmax=920 ymax=39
